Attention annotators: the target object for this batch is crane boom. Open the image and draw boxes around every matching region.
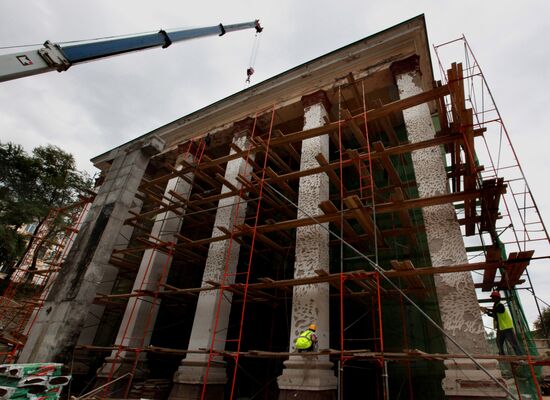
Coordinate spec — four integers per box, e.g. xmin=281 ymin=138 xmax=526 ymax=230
xmin=0 ymin=20 xmax=262 ymax=83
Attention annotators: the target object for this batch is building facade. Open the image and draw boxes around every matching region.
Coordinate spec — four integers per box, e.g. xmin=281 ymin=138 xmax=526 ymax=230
xmin=18 ymin=15 xmax=520 ymax=399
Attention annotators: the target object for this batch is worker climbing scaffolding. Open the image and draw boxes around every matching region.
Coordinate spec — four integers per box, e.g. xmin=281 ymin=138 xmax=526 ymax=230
xmin=295 ymin=324 xmax=318 ymax=352
xmin=483 ymin=291 xmax=523 ymax=356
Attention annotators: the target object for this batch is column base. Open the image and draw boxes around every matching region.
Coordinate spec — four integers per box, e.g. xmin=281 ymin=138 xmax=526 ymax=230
xmin=277 ymin=355 xmax=337 ymax=394
xmin=94 ymin=354 xmax=149 ymax=393
xmin=97 ymin=354 xmax=149 ymax=378
xmin=442 ymin=359 xmax=508 ymax=398
xmin=279 ymin=389 xmax=337 ymax=400
xmin=169 ymin=360 xmax=227 ymax=400
xmin=169 ymin=383 xmax=224 ymax=400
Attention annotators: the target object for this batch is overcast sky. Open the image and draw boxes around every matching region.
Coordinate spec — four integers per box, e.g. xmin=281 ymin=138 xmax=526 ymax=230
xmin=1 ymin=1 xmax=549 ymax=329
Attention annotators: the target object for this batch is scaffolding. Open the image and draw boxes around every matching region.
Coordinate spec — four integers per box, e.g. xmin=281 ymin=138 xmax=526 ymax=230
xmin=5 ymin=37 xmax=550 ymax=400
xmin=434 ymin=36 xmax=550 ymax=398
xmin=0 ymin=196 xmax=93 ymax=362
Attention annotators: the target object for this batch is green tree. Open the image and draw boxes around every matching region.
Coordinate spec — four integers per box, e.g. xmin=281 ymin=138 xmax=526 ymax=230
xmin=0 ymin=142 xmax=93 ymax=280
xmin=534 ymin=306 xmax=550 ymax=339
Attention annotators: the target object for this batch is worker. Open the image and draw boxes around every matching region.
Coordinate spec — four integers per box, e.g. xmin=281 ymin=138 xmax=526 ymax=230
xmin=295 ymin=324 xmax=318 ymax=352
xmin=483 ymin=291 xmax=523 ymax=356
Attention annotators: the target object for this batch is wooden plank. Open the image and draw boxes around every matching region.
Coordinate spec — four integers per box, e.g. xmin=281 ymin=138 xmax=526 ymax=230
xmin=272 ymin=132 xmax=463 ymax=185
xmin=346 ymin=72 xmax=363 ymax=109
xmin=319 ymin=200 xmax=356 ymax=237
xmin=344 ymin=196 xmax=385 ymax=247
xmin=109 ymin=256 xmax=139 ymax=271
xmin=94 ymin=260 xmax=504 ymax=304
xmin=373 ymin=142 xmax=402 ymax=187
xmin=342 ymin=109 xmax=367 ymax=147
xmin=390 ymin=188 xmax=416 ymax=247
xmin=378 ymin=115 xmax=399 ymax=147
xmin=285 ymin=143 xmax=301 ymax=163
xmin=254 ymin=188 xmax=490 ymax=235
xmin=315 ymin=153 xmax=347 ymax=196
xmin=233 ymin=224 xmax=287 ymax=254
xmin=481 ymin=246 xmax=502 ymax=291
xmin=390 ymin=260 xmax=425 ymax=289
xmin=265 ymin=167 xmax=296 ymax=198
xmin=254 ymin=136 xmax=292 ymax=173
xmin=215 ymin=173 xmax=240 ymax=194
xmin=496 ymin=250 xmax=534 ymax=289
xmin=262 ymin=85 xmax=450 ymax=149
xmin=315 ymin=269 xmax=352 ymax=293
xmin=480 ymin=178 xmax=504 ymax=233
xmin=175 ymin=232 xmax=230 ymax=249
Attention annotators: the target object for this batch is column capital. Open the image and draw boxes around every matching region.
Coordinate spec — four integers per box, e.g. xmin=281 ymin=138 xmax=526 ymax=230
xmin=232 ymin=117 xmax=255 ymax=137
xmin=301 ymin=90 xmax=331 ymax=111
xmin=130 ymin=135 xmax=165 ymax=157
xmin=390 ymin=54 xmax=421 ymax=77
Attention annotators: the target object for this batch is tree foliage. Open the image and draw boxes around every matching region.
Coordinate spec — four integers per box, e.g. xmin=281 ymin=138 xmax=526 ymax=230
xmin=0 ymin=142 xmax=93 ymax=274
xmin=534 ymin=306 xmax=550 ymax=339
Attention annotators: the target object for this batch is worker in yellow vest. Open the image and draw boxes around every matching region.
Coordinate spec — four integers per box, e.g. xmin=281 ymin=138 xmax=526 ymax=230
xmin=295 ymin=324 xmax=318 ymax=352
xmin=484 ymin=291 xmax=522 ymax=355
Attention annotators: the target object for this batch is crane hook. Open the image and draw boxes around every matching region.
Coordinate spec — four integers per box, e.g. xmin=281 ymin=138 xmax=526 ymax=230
xmin=246 ymin=67 xmax=255 ymax=83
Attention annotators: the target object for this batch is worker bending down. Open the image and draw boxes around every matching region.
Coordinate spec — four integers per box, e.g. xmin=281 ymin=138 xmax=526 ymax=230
xmin=483 ymin=291 xmax=523 ymax=356
xmin=295 ymin=324 xmax=318 ymax=352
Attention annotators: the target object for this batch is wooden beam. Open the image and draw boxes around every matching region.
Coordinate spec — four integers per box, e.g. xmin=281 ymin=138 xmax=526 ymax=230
xmin=254 ymin=188 xmax=491 ymax=235
xmin=319 ymin=200 xmax=356 ymax=237
xmin=372 ymin=142 xmax=402 ymax=187
xmin=265 ymin=85 xmax=450 ymax=149
xmin=94 ymin=260 xmax=505 ymax=304
xmin=390 ymin=187 xmax=416 ymax=247
xmin=390 ymin=260 xmax=425 ymax=289
xmin=315 ymin=153 xmax=347 ymax=196
xmin=344 ymin=195 xmax=385 ymax=247
xmin=272 ymin=132 xmax=463 ymax=185
xmin=342 ymin=109 xmax=367 ymax=147
xmin=495 ymin=250 xmax=534 ymax=290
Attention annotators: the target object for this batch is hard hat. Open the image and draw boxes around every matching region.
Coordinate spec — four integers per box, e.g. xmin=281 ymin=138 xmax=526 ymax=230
xmin=490 ymin=290 xmax=501 ymax=299
xmin=308 ymin=324 xmax=317 ymax=331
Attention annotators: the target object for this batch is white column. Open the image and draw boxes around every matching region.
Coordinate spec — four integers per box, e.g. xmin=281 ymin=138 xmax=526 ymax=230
xmin=391 ymin=56 xmax=506 ymax=398
xmin=277 ymin=91 xmax=337 ymax=395
xmin=170 ymin=125 xmax=254 ymax=399
xmin=98 ymin=150 xmax=195 ymax=377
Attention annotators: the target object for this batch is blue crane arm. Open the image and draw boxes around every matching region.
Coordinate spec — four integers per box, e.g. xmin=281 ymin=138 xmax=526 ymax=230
xmin=61 ymin=21 xmax=261 ymax=63
xmin=0 ymin=20 xmax=262 ymax=83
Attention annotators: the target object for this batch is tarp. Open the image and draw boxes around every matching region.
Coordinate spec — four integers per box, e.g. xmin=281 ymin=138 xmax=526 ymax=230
xmin=0 ymin=364 xmax=70 ymax=400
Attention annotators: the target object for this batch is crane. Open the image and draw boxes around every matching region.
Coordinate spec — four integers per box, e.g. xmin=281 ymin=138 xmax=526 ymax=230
xmin=0 ymin=20 xmax=262 ymax=83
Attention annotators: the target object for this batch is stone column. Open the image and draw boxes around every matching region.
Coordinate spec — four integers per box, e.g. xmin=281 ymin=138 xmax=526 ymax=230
xmin=391 ymin=56 xmax=506 ymax=398
xmin=76 ymin=199 xmax=142 ymax=347
xmin=170 ymin=121 xmax=254 ymax=400
xmin=97 ymin=148 xmax=196 ymax=379
xmin=277 ymin=91 xmax=337 ymax=400
xmin=19 ymin=136 xmax=164 ymax=364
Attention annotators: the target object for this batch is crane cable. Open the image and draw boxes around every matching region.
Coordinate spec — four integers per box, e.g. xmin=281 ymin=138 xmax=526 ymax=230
xmin=245 ymin=29 xmax=262 ymax=84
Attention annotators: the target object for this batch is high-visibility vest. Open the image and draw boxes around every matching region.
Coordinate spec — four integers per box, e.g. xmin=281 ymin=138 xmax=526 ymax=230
xmin=295 ymin=329 xmax=314 ymax=349
xmin=494 ymin=301 xmax=514 ymax=331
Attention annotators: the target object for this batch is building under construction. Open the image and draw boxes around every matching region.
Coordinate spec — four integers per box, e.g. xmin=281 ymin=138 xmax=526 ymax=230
xmin=2 ymin=15 xmax=549 ymax=400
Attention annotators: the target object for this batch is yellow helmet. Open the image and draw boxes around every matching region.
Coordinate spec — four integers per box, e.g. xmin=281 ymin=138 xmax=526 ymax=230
xmin=308 ymin=324 xmax=317 ymax=331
